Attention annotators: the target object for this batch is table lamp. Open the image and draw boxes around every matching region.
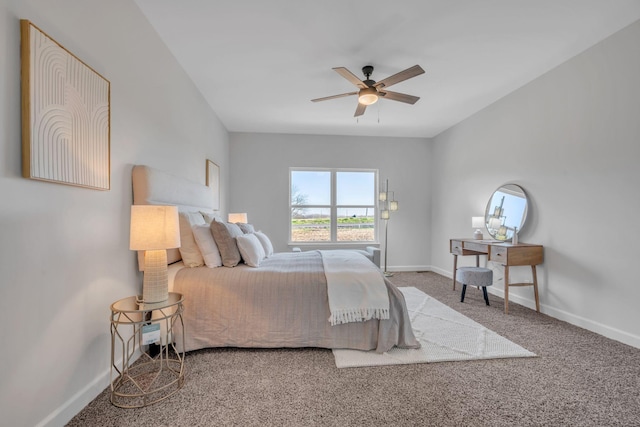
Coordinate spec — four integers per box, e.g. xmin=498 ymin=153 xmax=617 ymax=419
xmin=228 ymin=213 xmax=248 ymax=224
xmin=472 ymin=216 xmax=484 ymax=240
xmin=130 ymin=205 xmax=180 ymax=303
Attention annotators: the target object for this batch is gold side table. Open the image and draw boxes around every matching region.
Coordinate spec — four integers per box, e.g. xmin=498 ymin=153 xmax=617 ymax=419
xmin=110 ymin=292 xmax=185 ymax=408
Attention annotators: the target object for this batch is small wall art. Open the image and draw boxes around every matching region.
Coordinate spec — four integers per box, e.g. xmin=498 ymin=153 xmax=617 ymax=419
xmin=20 ymin=20 xmax=111 ymax=190
xmin=206 ymin=159 xmax=220 ymax=210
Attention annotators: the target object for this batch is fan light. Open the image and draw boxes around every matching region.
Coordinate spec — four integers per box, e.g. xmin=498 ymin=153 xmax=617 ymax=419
xmin=358 ymin=87 xmax=379 ymax=105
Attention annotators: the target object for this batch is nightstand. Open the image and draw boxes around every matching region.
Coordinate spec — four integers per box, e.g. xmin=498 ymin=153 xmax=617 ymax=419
xmin=109 ymin=292 xmax=185 ymax=408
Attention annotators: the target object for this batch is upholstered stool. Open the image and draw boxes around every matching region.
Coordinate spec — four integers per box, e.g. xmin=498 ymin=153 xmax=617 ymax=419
xmin=456 ymin=267 xmax=493 ymax=306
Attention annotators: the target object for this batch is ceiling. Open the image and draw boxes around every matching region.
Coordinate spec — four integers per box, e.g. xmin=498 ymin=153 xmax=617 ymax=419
xmin=134 ymin=0 xmax=640 ymax=138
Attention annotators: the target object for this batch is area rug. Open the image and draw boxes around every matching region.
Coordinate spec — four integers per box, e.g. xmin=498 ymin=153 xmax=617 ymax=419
xmin=333 ymin=287 xmax=536 ymax=368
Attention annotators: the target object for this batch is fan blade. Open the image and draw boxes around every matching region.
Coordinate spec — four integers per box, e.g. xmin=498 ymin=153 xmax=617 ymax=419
xmin=333 ymin=67 xmax=368 ymax=88
xmin=354 ymin=103 xmax=367 ymax=117
xmin=374 ymin=65 xmax=425 ymax=89
xmin=379 ymin=90 xmax=420 ymax=104
xmin=311 ymin=92 xmax=358 ymax=102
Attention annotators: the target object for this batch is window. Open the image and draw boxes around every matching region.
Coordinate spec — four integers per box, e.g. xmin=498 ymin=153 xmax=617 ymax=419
xmin=290 ymin=168 xmax=377 ymax=243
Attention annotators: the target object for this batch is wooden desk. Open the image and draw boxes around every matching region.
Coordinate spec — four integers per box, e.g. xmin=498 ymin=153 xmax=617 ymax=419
xmin=450 ymin=239 xmax=543 ymax=314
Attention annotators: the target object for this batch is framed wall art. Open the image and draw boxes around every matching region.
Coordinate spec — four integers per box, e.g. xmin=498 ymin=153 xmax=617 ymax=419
xmin=206 ymin=159 xmax=220 ymax=210
xmin=20 ymin=20 xmax=111 ymax=190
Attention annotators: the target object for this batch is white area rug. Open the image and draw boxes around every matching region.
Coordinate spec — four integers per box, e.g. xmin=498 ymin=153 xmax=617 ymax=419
xmin=333 ymin=287 xmax=536 ymax=368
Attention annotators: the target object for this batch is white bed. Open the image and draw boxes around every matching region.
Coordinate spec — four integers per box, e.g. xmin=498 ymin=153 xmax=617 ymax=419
xmin=132 ymin=165 xmax=419 ymax=353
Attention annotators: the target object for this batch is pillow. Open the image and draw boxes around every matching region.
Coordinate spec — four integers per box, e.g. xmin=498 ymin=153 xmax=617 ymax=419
xmin=225 ymin=222 xmax=244 ymax=239
xmin=178 ymin=211 xmax=206 ymax=267
xmin=237 ymin=223 xmax=255 ymax=234
xmin=254 ymin=231 xmax=274 ymax=257
xmin=210 ymin=219 xmax=242 ymax=267
xmin=200 ymin=211 xmax=219 ymax=224
xmin=191 ymin=224 xmax=222 ymax=268
xmin=236 ymin=234 xmax=266 ymax=267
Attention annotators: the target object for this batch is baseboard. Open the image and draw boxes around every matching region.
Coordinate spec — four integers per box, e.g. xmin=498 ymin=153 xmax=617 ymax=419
xmin=37 ymin=349 xmax=143 ymax=427
xmin=432 ymin=267 xmax=640 ymax=349
xmin=36 ymin=367 xmax=110 ymax=427
xmin=387 ymin=265 xmax=433 ymax=273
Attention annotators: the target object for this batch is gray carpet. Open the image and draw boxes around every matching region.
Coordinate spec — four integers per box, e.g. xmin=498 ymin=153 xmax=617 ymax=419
xmin=68 ymin=272 xmax=640 ymax=426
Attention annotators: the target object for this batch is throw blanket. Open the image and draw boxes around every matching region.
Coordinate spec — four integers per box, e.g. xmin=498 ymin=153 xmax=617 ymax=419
xmin=320 ymin=250 xmax=390 ymax=326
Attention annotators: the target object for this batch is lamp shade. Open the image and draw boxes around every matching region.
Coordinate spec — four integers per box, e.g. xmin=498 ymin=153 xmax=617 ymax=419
xmin=389 ymin=200 xmax=399 ymax=211
xmin=488 ymin=217 xmax=502 ymax=231
xmin=228 ymin=212 xmax=248 ymax=224
xmin=129 ymin=205 xmax=180 ymax=250
xmin=472 ymin=216 xmax=484 ymax=229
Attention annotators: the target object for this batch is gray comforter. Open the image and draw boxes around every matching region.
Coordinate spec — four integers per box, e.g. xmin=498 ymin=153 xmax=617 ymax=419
xmin=173 ymin=251 xmax=419 ymax=353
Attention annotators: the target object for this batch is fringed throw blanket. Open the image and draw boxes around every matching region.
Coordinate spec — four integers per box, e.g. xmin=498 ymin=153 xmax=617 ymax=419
xmin=320 ymin=250 xmax=390 ymax=326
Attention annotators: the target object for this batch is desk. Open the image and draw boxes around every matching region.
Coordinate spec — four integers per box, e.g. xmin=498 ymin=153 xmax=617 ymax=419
xmin=450 ymin=239 xmax=543 ymax=314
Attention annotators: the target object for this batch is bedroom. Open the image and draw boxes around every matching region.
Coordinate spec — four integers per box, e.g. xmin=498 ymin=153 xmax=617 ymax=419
xmin=0 ymin=0 xmax=639 ymax=426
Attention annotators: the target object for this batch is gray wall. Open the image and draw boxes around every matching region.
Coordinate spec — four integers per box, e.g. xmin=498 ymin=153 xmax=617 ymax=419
xmin=430 ymin=20 xmax=640 ymax=348
xmin=0 ymin=1 xmax=229 ymax=426
xmin=229 ymin=133 xmax=432 ymax=271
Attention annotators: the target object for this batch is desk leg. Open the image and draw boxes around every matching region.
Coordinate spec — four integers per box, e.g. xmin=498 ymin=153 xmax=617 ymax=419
xmin=452 ymin=254 xmax=458 ymax=291
xmin=532 ymin=265 xmax=540 ymax=313
xmin=475 ymin=255 xmax=479 ymax=267
xmin=504 ymin=266 xmax=510 ymax=314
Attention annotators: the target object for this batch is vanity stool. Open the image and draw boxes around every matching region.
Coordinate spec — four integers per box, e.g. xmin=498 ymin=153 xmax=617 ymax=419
xmin=457 ymin=267 xmax=493 ymax=306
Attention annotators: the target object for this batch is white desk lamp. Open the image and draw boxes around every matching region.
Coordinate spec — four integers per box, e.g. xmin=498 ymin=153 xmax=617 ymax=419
xmin=472 ymin=216 xmax=484 ymax=240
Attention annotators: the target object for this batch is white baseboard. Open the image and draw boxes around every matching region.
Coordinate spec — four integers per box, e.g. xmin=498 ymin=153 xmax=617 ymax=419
xmin=431 ymin=266 xmax=640 ymax=349
xmin=36 ymin=368 xmax=110 ymax=427
xmin=37 ymin=349 xmax=143 ymax=427
xmin=387 ymin=265 xmax=433 ymax=273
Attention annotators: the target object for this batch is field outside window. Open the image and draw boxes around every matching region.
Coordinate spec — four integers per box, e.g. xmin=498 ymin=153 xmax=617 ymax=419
xmin=290 ymin=169 xmax=377 ymax=243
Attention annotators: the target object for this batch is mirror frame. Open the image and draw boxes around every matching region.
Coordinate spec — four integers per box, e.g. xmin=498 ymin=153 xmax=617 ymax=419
xmin=484 ymin=184 xmax=529 ymax=241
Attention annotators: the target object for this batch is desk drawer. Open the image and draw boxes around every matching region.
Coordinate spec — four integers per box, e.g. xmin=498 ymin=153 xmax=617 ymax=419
xmin=490 ymin=246 xmax=508 ymax=264
xmin=464 ymin=241 xmax=489 ymax=253
xmin=489 ymin=245 xmax=544 ymax=265
xmin=450 ymin=240 xmax=464 ymax=255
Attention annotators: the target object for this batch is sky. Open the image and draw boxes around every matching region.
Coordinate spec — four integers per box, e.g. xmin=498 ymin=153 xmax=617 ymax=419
xmin=291 ymin=170 xmax=375 ymax=206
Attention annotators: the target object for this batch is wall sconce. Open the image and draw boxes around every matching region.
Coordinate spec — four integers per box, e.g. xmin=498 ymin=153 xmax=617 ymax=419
xmin=129 ymin=205 xmax=181 ymax=303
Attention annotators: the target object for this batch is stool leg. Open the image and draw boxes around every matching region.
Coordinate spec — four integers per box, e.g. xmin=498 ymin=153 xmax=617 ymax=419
xmin=461 ymin=284 xmax=467 ymax=303
xmin=482 ymin=287 xmax=490 ymax=306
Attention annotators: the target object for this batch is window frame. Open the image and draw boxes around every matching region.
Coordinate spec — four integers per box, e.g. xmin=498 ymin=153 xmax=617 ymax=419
xmin=289 ymin=167 xmax=379 ymax=245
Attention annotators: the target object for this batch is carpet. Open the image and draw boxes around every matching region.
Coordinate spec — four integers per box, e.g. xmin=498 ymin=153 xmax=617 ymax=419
xmin=333 ymin=286 xmax=536 ymax=368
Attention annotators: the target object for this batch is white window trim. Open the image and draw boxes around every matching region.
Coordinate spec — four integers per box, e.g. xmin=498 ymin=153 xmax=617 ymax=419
xmin=289 ymin=167 xmax=379 ymax=245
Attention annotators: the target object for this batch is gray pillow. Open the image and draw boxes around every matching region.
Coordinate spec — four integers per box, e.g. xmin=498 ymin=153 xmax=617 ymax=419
xmin=237 ymin=223 xmax=255 ymax=234
xmin=225 ymin=222 xmax=244 ymax=238
xmin=210 ymin=220 xmax=241 ymax=267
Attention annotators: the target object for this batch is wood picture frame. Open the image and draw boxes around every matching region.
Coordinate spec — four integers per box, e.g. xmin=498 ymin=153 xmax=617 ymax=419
xmin=206 ymin=159 xmax=220 ymax=210
xmin=20 ymin=20 xmax=111 ymax=190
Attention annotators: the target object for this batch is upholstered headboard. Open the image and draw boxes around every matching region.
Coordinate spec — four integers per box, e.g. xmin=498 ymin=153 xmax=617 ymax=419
xmin=132 ymin=165 xmax=215 ymax=212
xmin=132 ymin=165 xmax=217 ymax=270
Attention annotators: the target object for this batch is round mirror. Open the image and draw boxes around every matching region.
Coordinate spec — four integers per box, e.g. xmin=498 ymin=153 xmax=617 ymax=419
xmin=484 ymin=184 xmax=529 ymax=241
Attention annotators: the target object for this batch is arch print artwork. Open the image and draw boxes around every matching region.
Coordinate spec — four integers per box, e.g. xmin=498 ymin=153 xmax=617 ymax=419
xmin=21 ymin=20 xmax=110 ymax=190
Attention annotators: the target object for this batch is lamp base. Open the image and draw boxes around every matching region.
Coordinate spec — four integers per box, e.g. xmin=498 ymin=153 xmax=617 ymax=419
xmin=384 ymin=271 xmax=394 ymax=277
xmin=474 ymin=229 xmax=483 ymax=240
xmin=142 ymin=249 xmax=168 ymax=303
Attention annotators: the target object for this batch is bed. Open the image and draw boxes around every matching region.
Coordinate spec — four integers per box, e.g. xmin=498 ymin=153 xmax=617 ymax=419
xmin=132 ymin=165 xmax=419 ymax=353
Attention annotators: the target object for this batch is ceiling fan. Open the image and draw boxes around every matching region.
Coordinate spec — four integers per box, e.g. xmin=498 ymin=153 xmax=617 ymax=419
xmin=311 ymin=64 xmax=425 ymax=117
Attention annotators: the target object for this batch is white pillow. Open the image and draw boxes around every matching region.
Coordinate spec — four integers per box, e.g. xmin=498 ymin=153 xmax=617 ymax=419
xmin=178 ymin=211 xmax=206 ymax=267
xmin=192 ymin=224 xmax=222 ymax=268
xmin=255 ymin=231 xmax=274 ymax=257
xmin=200 ymin=211 xmax=219 ymax=224
xmin=236 ymin=233 xmax=265 ymax=268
